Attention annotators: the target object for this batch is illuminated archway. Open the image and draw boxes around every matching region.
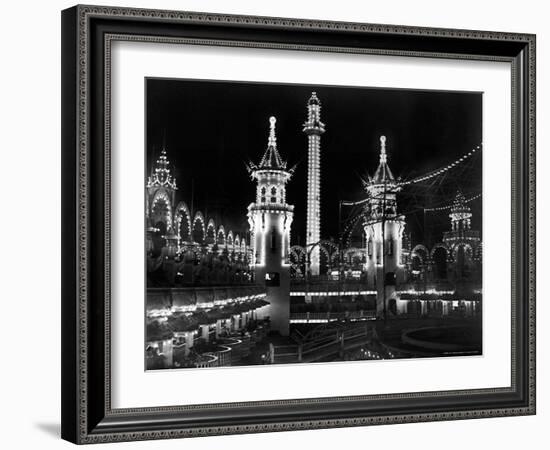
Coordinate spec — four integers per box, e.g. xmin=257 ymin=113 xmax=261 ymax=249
xmin=290 ymin=245 xmax=306 ymax=276
xmin=452 ymin=243 xmax=474 ymax=279
xmin=175 ymin=202 xmax=191 ymax=243
xmin=192 ymin=211 xmax=206 ymax=243
xmin=150 ymin=190 xmax=172 ymax=230
xmin=318 ymin=244 xmax=331 ymax=274
xmin=206 ymin=219 xmax=216 ymax=245
xmin=227 ymin=231 xmax=234 ymax=249
xmin=217 ymin=225 xmax=226 ymax=246
xmin=411 ymin=244 xmax=430 ymax=264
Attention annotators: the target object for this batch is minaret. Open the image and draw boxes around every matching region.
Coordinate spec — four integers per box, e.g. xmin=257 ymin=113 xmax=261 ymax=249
xmin=146 ymin=145 xmax=179 ymax=281
xmin=443 ymin=190 xmax=481 ymax=284
xmin=449 ymin=190 xmax=472 ymax=232
xmin=363 ymin=136 xmax=405 ymax=317
xmin=146 ymin=146 xmax=178 ymax=244
xmin=247 ymin=117 xmax=295 ymax=336
xmin=146 ymin=146 xmax=177 ymax=227
xmin=303 ymin=92 xmax=325 ymax=276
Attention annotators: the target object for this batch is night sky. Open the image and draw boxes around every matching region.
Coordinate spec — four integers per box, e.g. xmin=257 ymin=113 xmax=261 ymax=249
xmin=146 ymin=78 xmax=482 ymax=247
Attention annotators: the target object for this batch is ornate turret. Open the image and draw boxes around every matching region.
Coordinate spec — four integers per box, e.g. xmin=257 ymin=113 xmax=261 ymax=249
xmin=449 ymin=190 xmax=472 ymax=232
xmin=146 ymin=145 xmax=177 ymax=234
xmin=443 ymin=190 xmax=481 ymax=283
xmin=247 ymin=116 xmax=294 ymax=336
xmin=303 ymin=92 xmax=325 ymax=276
xmin=147 ymin=146 xmax=177 ymax=190
xmin=363 ymin=136 xmax=406 ymax=316
xmin=364 ymin=136 xmax=401 ymax=220
xmin=248 ymin=116 xmax=294 ymax=175
xmin=370 ymin=136 xmax=396 ymax=185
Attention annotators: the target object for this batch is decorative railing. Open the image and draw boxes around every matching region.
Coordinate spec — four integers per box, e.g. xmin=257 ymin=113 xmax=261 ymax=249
xmin=289 ymin=311 xmax=376 ymax=323
xmin=268 ymin=324 xmax=371 ymax=364
xmin=194 ymin=353 xmax=219 ymax=368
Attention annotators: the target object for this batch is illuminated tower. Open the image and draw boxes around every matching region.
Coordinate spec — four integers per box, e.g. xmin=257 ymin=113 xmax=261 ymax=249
xmin=448 ymin=190 xmax=472 ymax=233
xmin=443 ymin=190 xmax=481 ymax=282
xmin=363 ymin=136 xmax=406 ymax=316
xmin=146 ymin=146 xmax=177 ymax=229
xmin=303 ymin=92 xmax=325 ymax=276
xmin=247 ymin=117 xmax=295 ymax=336
xmin=146 ymin=146 xmax=178 ymax=256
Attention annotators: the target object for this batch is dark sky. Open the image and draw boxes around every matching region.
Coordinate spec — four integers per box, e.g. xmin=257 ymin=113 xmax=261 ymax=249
xmin=146 ymin=78 xmax=482 ymax=247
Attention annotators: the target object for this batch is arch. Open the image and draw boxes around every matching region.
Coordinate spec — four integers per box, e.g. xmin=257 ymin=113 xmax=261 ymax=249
xmin=430 ymin=243 xmax=450 ymax=261
xmin=452 ymin=242 xmax=473 ymax=261
xmin=318 ymin=244 xmax=331 ymax=273
xmin=181 ymin=246 xmax=200 ymax=263
xmin=150 ymin=189 xmax=172 ymax=229
xmin=234 ymin=234 xmax=241 ymax=253
xmin=290 ymin=245 xmax=306 ymax=262
xmin=192 ymin=211 xmax=206 ymax=243
xmin=226 ymin=230 xmax=234 ymax=248
xmin=269 ymin=186 xmax=278 ymax=203
xmin=411 ymin=244 xmax=430 ymax=263
xmin=320 ymin=240 xmax=339 ymax=255
xmin=217 ymin=225 xmax=226 ymax=246
xmin=260 ymin=186 xmax=267 ymax=203
xmin=453 ymin=243 xmax=474 ymax=279
xmin=174 ymin=201 xmax=191 ymax=242
xmin=411 ymin=254 xmax=423 ymax=272
xmin=206 ymin=219 xmax=216 ymax=245
xmin=289 ymin=246 xmax=306 ymax=276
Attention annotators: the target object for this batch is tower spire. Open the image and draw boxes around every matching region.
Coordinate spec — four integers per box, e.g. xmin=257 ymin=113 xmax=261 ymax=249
xmin=371 ymin=135 xmax=395 ymax=184
xmin=248 ymin=116 xmax=292 ymax=174
xmin=379 ymin=135 xmax=387 ymax=163
xmin=268 ymin=116 xmax=277 ymax=148
xmin=147 ymin=141 xmax=177 ymax=189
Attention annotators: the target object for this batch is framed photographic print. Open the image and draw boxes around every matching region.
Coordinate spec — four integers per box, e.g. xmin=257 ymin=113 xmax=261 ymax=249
xmin=61 ymin=5 xmax=536 ymax=444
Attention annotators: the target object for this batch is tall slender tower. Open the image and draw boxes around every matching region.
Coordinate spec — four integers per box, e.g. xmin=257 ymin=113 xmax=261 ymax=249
xmin=303 ymin=92 xmax=325 ymax=276
xmin=247 ymin=117 xmax=294 ymax=336
xmin=363 ymin=136 xmax=405 ymax=316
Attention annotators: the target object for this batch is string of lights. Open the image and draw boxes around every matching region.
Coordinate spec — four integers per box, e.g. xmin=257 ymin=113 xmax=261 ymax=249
xmin=424 ymin=193 xmax=482 ymax=212
xmin=341 ymin=198 xmax=370 ymax=207
xmin=397 ymin=144 xmax=482 ymax=186
xmin=343 ymin=212 xmax=366 ymax=247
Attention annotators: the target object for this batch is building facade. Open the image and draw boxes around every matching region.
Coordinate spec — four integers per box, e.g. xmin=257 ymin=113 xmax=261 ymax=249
xmin=146 ymin=146 xmax=251 ymax=287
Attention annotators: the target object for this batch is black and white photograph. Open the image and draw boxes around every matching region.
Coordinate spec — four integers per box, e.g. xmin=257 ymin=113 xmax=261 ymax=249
xmin=145 ymin=79 xmax=483 ymax=370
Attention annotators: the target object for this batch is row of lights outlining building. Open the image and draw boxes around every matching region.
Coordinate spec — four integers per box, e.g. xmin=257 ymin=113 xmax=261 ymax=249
xmin=146 ymin=147 xmax=252 ymax=286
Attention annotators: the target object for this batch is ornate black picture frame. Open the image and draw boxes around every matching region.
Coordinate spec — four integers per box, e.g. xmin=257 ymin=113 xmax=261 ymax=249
xmin=61 ymin=5 xmax=536 ymax=444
